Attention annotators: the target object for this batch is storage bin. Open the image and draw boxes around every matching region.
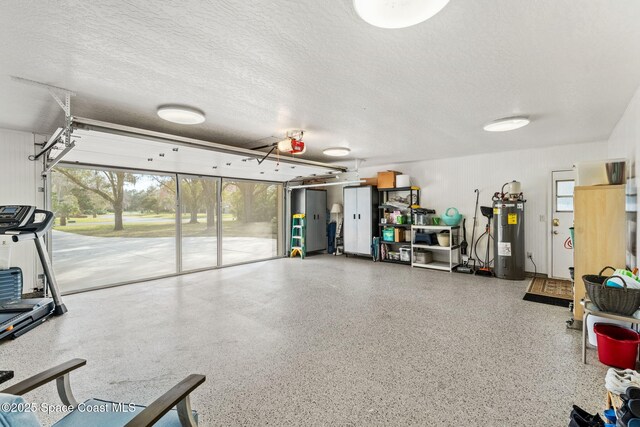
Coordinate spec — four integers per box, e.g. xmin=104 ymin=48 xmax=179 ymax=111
xmin=413 ymin=251 xmax=433 ymax=264
xmin=594 ymin=323 xmax=640 ymax=369
xmin=0 ymin=240 xmax=11 ymax=270
xmin=400 ymin=246 xmax=411 ymax=262
xmin=437 ymin=232 xmax=450 ymax=247
xmin=396 ymin=175 xmax=411 ymax=188
xmin=586 ymin=314 xmax=632 ymax=346
xmin=584 ymin=267 xmax=640 ymax=315
xmin=0 ymin=267 xmax=22 ymax=302
xmin=382 ymin=228 xmax=395 ymax=242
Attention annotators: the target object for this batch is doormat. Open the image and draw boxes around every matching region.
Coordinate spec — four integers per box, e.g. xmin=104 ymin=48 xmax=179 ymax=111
xmin=523 ymin=277 xmax=573 ymax=307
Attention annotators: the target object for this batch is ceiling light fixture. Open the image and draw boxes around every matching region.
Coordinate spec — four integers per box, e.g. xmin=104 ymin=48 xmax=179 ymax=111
xmin=483 ymin=116 xmax=530 ymax=132
xmin=353 ymin=0 xmax=449 ymax=29
xmin=323 ymin=147 xmax=351 ymax=157
xmin=157 ymin=105 xmax=205 ymax=125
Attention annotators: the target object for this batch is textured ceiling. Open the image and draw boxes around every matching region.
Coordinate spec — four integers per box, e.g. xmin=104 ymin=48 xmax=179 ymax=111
xmin=1 ymin=1 xmax=640 ymax=165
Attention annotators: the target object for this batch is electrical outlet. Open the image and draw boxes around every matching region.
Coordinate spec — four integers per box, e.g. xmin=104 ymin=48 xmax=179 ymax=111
xmin=527 ymin=252 xmax=533 ymax=258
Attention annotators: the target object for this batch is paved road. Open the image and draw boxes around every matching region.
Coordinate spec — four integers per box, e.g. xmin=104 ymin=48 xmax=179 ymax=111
xmin=64 ymin=215 xmax=176 ymax=226
xmin=52 ymin=230 xmax=277 ymax=292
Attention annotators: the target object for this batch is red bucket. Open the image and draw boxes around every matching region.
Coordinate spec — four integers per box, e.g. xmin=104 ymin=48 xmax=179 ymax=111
xmin=594 ymin=323 xmax=640 ymax=369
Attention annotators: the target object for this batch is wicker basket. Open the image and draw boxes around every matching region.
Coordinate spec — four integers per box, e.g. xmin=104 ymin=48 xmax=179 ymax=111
xmin=583 ymin=266 xmax=640 ymax=316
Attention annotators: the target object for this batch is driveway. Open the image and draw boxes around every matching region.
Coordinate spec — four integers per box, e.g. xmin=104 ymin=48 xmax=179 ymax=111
xmin=53 ymin=230 xmax=277 ymax=292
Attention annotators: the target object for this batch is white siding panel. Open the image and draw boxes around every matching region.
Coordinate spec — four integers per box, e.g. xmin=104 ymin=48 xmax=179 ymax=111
xmin=0 ymin=128 xmax=44 ymax=291
xmin=608 ymin=85 xmax=640 ymax=268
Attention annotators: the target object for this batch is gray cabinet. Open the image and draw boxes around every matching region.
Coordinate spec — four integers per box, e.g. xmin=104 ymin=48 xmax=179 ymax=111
xmin=291 ymin=189 xmax=327 ymax=253
xmin=343 ymin=186 xmax=378 ymax=256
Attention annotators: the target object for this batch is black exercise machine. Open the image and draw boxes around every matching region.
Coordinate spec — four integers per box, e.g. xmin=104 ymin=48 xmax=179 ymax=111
xmin=0 ymin=205 xmax=66 ymax=340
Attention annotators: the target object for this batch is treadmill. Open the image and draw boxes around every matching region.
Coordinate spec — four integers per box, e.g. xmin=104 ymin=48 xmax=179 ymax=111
xmin=0 ymin=206 xmax=67 ymax=340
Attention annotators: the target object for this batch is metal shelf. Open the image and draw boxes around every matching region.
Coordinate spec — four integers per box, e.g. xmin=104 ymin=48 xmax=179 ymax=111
xmin=379 ymin=223 xmax=411 ymax=228
xmin=381 ymin=258 xmax=411 ymax=265
xmin=411 ymin=225 xmax=460 ymax=230
xmin=412 ymin=244 xmax=460 ymax=251
xmin=377 ymin=187 xmax=420 ymax=192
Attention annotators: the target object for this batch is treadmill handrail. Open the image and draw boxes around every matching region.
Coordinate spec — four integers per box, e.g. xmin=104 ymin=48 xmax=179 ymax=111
xmin=0 ymin=209 xmax=55 ymax=239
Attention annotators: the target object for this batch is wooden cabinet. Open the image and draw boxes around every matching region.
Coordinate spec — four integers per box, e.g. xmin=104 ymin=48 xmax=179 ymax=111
xmin=291 ymin=189 xmax=327 ymax=253
xmin=343 ymin=186 xmax=379 ymax=256
xmin=573 ymin=185 xmax=626 ymax=318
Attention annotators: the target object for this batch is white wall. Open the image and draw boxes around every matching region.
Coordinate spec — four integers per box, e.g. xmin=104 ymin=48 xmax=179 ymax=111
xmin=328 ymin=141 xmax=609 ymax=275
xmin=0 ymin=128 xmax=45 ymax=291
xmin=608 ymin=85 xmax=640 ymax=268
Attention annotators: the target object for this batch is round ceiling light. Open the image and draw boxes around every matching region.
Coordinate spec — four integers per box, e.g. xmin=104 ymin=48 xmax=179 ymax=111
xmin=353 ymin=0 xmax=450 ymax=29
xmin=323 ymin=147 xmax=351 ymax=157
xmin=483 ymin=116 xmax=530 ymax=132
xmin=157 ymin=105 xmax=205 ymax=125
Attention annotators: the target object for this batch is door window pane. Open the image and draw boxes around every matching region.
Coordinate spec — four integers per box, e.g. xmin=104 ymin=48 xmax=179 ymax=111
xmin=557 ymin=180 xmax=575 ymax=197
xmin=180 ymin=176 xmax=218 ymax=271
xmin=556 ymin=197 xmax=574 ymax=212
xmin=221 ymin=180 xmax=282 ymax=264
xmin=52 ymin=167 xmax=176 ymax=292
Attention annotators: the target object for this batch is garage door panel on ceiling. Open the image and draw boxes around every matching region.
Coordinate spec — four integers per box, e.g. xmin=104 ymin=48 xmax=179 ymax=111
xmin=48 ymin=122 xmax=344 ymax=182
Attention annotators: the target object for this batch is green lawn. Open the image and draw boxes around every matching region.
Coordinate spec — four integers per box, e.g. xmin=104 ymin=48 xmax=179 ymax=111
xmin=54 ymin=220 xmax=274 ymax=238
xmin=56 ymin=213 xmax=236 ymax=226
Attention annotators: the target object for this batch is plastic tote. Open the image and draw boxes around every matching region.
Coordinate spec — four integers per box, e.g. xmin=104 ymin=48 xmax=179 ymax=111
xmin=586 ymin=314 xmax=632 ymax=347
xmin=0 ymin=240 xmax=11 ymax=270
xmin=593 ymin=323 xmax=640 ymax=369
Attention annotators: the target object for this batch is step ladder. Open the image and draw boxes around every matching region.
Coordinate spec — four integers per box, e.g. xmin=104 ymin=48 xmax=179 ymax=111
xmin=290 ymin=214 xmax=306 ymax=259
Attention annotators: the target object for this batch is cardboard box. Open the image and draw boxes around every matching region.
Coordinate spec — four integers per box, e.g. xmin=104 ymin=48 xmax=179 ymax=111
xmin=377 ymin=170 xmax=401 ymax=189
xmin=394 ymin=228 xmax=403 ymax=242
xmin=361 ymin=177 xmax=378 ymax=187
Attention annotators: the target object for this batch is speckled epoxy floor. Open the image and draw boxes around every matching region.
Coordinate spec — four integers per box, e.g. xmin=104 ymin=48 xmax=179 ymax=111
xmin=1 ymin=255 xmax=607 ymax=426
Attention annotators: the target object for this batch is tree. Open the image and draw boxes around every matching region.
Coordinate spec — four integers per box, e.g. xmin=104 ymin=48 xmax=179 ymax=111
xmin=56 ymin=168 xmax=136 ymax=231
xmin=181 ymin=179 xmax=204 ymax=224
xmin=52 ymin=193 xmax=80 ymax=226
xmin=139 ymin=189 xmax=161 ymax=214
xmin=155 ymin=178 xmax=207 ymax=224
xmin=70 ymin=187 xmax=98 ymax=217
xmin=224 ymin=182 xmax=276 ymax=222
xmin=202 ymin=180 xmax=216 ymax=229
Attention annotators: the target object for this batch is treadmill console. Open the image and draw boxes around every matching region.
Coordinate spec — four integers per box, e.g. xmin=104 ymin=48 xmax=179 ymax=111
xmin=0 ymin=206 xmax=35 ymax=229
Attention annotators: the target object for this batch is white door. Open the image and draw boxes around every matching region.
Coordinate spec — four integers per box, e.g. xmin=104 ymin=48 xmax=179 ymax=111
xmin=356 ymin=187 xmax=372 ymax=255
xmin=551 ymin=170 xmax=575 ymax=279
xmin=343 ymin=187 xmax=358 ymax=253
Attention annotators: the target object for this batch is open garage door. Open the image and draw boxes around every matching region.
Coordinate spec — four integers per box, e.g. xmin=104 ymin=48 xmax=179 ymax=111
xmin=45 ymin=118 xmax=345 ymax=293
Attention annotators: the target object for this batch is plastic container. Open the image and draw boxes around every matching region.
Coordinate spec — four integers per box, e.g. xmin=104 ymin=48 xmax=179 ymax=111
xmin=396 ymin=175 xmax=411 ymax=188
xmin=0 ymin=240 xmax=11 ymax=270
xmin=382 ymin=228 xmax=395 ymax=242
xmin=586 ymin=315 xmax=632 ymax=346
xmin=399 ymin=247 xmax=411 ymax=262
xmin=413 ymin=251 xmax=433 ymax=264
xmin=569 ymin=227 xmax=574 ymax=248
xmin=436 ymin=232 xmax=450 ymax=247
xmin=387 ymin=251 xmax=400 ymax=261
xmin=593 ymin=323 xmax=640 ymax=369
xmin=441 ymin=207 xmax=462 ymax=226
